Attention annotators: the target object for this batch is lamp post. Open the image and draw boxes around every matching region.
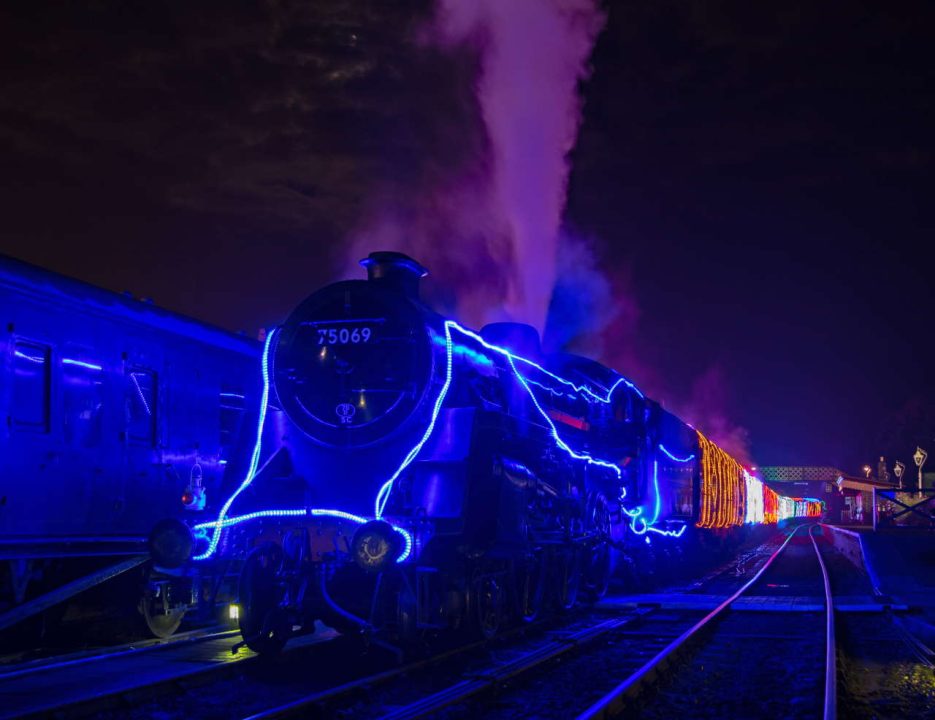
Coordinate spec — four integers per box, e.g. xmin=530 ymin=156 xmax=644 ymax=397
xmin=862 ymin=464 xmax=872 ymax=479
xmin=894 ymin=461 xmax=905 ymax=490
xmin=913 ymin=447 xmax=928 ymax=493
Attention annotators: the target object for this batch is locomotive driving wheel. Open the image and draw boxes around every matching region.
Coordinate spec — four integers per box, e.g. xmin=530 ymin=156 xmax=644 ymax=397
xmin=238 ymin=543 xmax=289 ymax=654
xmin=516 ymin=551 xmax=545 ymax=622
xmin=470 ymin=562 xmax=506 ymax=640
xmin=554 ymin=548 xmax=581 ymax=610
xmin=581 ymin=492 xmax=612 ymax=601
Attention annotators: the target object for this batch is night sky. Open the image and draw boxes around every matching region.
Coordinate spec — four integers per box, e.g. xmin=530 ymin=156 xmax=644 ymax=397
xmin=1 ymin=1 xmax=932 ymax=474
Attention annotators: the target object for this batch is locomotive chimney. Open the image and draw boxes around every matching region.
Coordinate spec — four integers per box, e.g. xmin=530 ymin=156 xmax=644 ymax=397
xmin=480 ymin=322 xmax=542 ymax=359
xmin=360 ymin=251 xmax=428 ymax=299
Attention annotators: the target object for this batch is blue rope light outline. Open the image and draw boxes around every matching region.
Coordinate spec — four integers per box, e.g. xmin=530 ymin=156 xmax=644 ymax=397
xmin=193 ymin=329 xmax=279 ymax=560
xmin=506 ymin=354 xmax=623 ymax=476
xmin=196 ymin=508 xmax=413 ymax=562
xmin=445 ymin=324 xmax=683 ymax=539
xmin=447 ymin=323 xmax=643 ymax=402
xmin=627 ymin=460 xmax=688 ymax=539
xmin=195 ymin=319 xmax=681 ymax=562
xmin=374 ymin=320 xmax=456 ymax=518
xmin=657 ymin=443 xmax=695 ymax=463
xmin=194 ymin=326 xmax=422 ymax=562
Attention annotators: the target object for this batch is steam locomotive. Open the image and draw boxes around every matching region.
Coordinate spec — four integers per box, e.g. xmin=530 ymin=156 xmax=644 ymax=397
xmin=0 ymin=254 xmax=260 ymax=639
xmin=192 ymin=252 xmax=822 ymax=653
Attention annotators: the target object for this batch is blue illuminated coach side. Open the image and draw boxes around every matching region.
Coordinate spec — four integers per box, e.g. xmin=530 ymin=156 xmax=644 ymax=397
xmin=0 ymin=254 xmax=260 ymax=637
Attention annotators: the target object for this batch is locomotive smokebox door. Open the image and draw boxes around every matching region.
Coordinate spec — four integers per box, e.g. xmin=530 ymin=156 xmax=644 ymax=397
xmin=351 ymin=520 xmax=404 ymax=573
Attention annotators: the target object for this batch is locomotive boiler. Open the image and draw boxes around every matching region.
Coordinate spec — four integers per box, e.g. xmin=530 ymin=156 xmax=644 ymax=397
xmin=194 ymin=252 xmax=821 ymax=653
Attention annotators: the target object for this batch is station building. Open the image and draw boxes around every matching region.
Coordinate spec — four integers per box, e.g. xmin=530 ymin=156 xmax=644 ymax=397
xmin=758 ymin=466 xmax=897 ymax=526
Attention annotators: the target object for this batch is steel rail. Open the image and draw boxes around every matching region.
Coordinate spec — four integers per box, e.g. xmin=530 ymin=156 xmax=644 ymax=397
xmin=2 ymin=629 xmax=340 ymax=720
xmin=239 ymin=620 xmax=566 ymax=720
xmin=0 ymin=556 xmax=148 ymax=632
xmin=576 ymin=524 xmax=804 ymax=720
xmin=0 ymin=626 xmax=237 ymax=682
xmin=239 ymin=641 xmax=488 ymax=720
xmin=809 ymin=523 xmax=837 ymax=720
xmin=242 ymin=611 xmax=648 ymax=720
xmin=364 ymin=529 xmax=799 ymax=720
xmin=374 ymin=615 xmax=639 ymax=720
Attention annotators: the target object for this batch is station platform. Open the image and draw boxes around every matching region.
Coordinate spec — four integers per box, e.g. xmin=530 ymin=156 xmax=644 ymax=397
xmin=821 ymin=524 xmax=935 ymax=606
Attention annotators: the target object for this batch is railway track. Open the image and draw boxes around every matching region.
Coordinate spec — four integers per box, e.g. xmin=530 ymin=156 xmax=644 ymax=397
xmin=0 ymin=624 xmax=235 ymax=680
xmin=238 ymin=523 xmax=933 ymax=720
xmin=0 ymin=623 xmax=337 ymax=720
xmin=0 ymin=530 xmax=785 ymax=719
xmin=571 ymin=524 xmax=833 ymax=720
xmin=230 ymin=528 xmax=807 ymax=720
xmin=6 ymin=524 xmax=929 ymax=720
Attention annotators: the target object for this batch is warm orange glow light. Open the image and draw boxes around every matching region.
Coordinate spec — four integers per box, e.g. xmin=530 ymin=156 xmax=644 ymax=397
xmin=696 ymin=431 xmax=746 ymax=529
xmin=696 ymin=431 xmax=820 ymax=527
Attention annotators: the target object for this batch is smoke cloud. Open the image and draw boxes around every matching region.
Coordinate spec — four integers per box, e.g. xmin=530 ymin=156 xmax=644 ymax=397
xmin=545 ymin=234 xmax=753 ymax=464
xmin=678 ymin=365 xmax=753 ymax=466
xmin=344 ymin=1 xmax=753 ymax=464
xmin=349 ymin=0 xmax=605 ymax=332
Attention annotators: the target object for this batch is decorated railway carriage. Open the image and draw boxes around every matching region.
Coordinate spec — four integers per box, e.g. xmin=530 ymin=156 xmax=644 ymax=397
xmin=0 ymin=254 xmax=261 ymax=638
xmin=192 ymin=252 xmax=822 ymax=653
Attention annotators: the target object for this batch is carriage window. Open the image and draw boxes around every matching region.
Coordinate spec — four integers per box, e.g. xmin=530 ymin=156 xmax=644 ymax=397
xmin=126 ymin=367 xmax=157 ymax=444
xmin=12 ymin=340 xmax=50 ymax=430
xmin=63 ymin=357 xmax=104 ymax=447
xmin=219 ymin=385 xmax=246 ymax=453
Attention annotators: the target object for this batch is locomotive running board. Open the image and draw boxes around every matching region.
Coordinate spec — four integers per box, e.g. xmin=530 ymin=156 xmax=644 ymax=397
xmin=0 ymin=556 xmax=148 ymax=632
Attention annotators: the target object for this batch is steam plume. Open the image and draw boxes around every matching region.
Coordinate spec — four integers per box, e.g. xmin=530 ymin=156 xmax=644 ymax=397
xmin=349 ymin=0 xmax=605 ymax=332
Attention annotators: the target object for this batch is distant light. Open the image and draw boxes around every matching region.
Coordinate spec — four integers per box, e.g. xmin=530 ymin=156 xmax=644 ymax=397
xmin=229 ymin=604 xmax=240 ymax=621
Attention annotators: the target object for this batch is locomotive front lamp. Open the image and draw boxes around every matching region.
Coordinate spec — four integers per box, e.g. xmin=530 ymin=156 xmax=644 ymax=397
xmin=351 ymin=520 xmax=403 ymax=573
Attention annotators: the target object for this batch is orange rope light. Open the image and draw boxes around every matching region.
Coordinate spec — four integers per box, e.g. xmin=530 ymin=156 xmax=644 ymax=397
xmin=696 ymin=432 xmax=822 ymax=527
xmin=763 ymin=485 xmax=779 ymax=524
xmin=696 ymin=431 xmax=746 ymax=528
